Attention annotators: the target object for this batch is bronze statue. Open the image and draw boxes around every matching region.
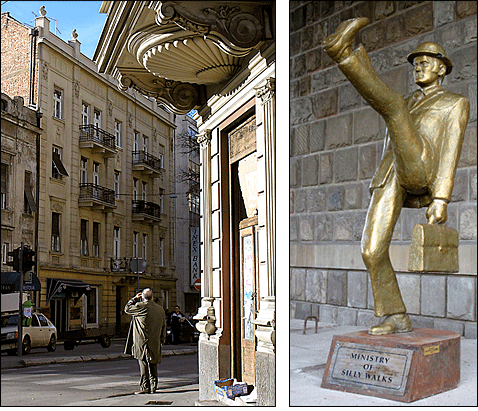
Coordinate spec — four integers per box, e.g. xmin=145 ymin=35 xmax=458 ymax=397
xmin=322 ymin=18 xmax=470 ymax=335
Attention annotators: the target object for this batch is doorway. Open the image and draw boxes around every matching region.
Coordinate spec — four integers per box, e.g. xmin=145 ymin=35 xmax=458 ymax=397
xmin=228 ymin=112 xmax=258 ymax=385
xmin=50 ymin=298 xmax=68 ymax=333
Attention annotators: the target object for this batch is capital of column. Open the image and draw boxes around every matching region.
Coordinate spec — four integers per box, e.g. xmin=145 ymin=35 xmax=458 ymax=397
xmin=255 ymin=77 xmax=275 ymax=105
xmin=197 ymin=129 xmax=212 ymax=148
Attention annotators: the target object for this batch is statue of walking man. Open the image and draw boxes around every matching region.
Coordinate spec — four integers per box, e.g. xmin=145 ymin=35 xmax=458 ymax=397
xmin=323 ymin=18 xmax=470 ymax=335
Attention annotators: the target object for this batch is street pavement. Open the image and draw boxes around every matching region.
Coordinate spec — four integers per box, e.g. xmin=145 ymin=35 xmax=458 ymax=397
xmin=1 ymin=338 xmax=197 ymax=370
xmin=290 ymin=319 xmax=477 ymax=406
xmin=1 ymin=338 xmax=201 ymax=406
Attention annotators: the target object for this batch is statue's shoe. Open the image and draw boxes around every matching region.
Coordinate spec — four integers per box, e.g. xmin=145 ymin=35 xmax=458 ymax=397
xmin=322 ymin=17 xmax=370 ymax=61
xmin=368 ymin=313 xmax=412 ymax=335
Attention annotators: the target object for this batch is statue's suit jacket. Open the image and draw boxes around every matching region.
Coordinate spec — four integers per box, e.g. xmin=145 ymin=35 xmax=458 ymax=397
xmin=370 ymin=85 xmax=470 ymax=208
xmin=124 ymin=297 xmax=167 ymax=364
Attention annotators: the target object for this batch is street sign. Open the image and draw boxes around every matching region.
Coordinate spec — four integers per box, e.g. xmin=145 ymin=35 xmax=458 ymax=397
xmin=193 ymin=278 xmax=201 ymax=291
xmin=130 ymin=258 xmax=147 ymax=273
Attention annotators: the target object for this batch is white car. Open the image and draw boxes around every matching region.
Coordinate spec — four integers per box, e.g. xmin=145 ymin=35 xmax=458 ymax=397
xmin=1 ymin=312 xmax=57 ymax=355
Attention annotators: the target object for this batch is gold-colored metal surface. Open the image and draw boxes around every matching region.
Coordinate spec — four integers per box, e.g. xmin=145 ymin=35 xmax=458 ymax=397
xmin=408 ymin=224 xmax=459 ymax=273
xmin=322 ymin=18 xmax=470 ymax=334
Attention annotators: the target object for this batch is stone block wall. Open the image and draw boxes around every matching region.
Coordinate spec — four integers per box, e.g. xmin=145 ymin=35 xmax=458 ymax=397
xmin=290 ymin=1 xmax=477 ymax=338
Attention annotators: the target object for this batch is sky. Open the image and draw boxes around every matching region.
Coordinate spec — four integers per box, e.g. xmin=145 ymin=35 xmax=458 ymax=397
xmin=1 ymin=1 xmax=106 ymax=59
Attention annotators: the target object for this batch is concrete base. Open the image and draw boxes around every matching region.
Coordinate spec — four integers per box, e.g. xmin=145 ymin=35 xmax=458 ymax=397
xmin=321 ymin=328 xmax=461 ymax=403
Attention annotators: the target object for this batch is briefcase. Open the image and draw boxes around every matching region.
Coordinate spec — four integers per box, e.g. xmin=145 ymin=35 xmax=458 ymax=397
xmin=408 ymin=223 xmax=459 ymax=272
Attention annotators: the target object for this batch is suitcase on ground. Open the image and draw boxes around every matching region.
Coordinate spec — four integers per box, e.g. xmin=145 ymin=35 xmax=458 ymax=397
xmin=408 ymin=223 xmax=459 ymax=272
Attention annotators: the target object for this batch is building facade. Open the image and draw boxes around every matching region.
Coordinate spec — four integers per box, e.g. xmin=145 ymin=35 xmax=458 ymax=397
xmin=94 ymin=1 xmax=276 ymax=405
xmin=1 ymin=93 xmax=41 ymax=300
xmin=1 ymin=10 xmax=177 ymax=339
xmin=173 ymin=112 xmax=200 ymax=315
xmin=290 ymin=1 xmax=477 ymax=338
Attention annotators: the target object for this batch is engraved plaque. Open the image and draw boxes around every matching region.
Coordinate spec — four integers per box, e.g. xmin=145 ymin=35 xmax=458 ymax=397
xmin=325 ymin=341 xmax=414 ymax=396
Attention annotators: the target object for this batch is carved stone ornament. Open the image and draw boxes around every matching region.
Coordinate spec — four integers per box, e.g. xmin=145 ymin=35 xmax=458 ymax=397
xmin=127 ymin=112 xmax=133 ymax=128
xmin=42 ymin=62 xmax=48 ymax=80
xmin=119 ymin=74 xmax=204 ymax=114
xmin=154 ymin=1 xmax=269 ymax=52
xmin=73 ymin=80 xmax=80 ymax=98
xmin=51 ymin=202 xmax=63 ymax=213
xmin=197 ymin=129 xmax=212 ymax=148
xmin=108 ymin=99 xmax=113 ymax=116
xmin=255 ymin=77 xmax=275 ymax=105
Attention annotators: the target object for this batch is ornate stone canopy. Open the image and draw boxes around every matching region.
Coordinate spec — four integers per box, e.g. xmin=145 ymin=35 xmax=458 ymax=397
xmin=94 ymin=1 xmax=274 ymax=114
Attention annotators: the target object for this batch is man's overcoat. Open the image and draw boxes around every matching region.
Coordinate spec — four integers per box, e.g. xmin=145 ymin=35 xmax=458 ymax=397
xmin=124 ymin=297 xmax=167 ymax=364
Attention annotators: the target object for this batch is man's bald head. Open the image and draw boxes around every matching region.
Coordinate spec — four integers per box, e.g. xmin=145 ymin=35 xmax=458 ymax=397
xmin=142 ymin=288 xmax=153 ymax=301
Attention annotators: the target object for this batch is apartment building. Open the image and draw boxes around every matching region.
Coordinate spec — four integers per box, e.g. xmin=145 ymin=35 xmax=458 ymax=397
xmin=174 ymin=112 xmax=200 ymax=315
xmin=1 ymin=93 xmax=42 ymax=299
xmin=1 ymin=10 xmax=177 ymax=339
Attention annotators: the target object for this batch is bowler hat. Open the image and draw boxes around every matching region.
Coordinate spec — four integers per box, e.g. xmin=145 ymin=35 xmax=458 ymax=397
xmin=407 ymin=42 xmax=453 ymax=75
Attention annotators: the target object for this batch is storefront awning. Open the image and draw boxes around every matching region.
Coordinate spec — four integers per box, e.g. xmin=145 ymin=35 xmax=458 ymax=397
xmin=46 ymin=278 xmax=91 ymax=304
xmin=1 ymin=272 xmax=42 ymax=293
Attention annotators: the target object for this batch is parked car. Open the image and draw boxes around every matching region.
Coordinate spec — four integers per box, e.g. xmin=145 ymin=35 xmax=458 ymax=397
xmin=165 ymin=317 xmax=199 ymax=344
xmin=1 ymin=312 xmax=57 ymax=355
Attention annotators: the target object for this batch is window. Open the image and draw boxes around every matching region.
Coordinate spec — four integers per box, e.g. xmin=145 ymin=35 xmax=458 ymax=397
xmin=2 ymin=243 xmax=9 ymax=265
xmin=24 ymin=171 xmax=37 ymax=214
xmin=92 ymin=222 xmax=100 ymax=257
xmin=113 ymin=226 xmax=120 ymax=259
xmin=53 ymin=88 xmax=63 ymax=119
xmin=80 ymin=219 xmax=88 ymax=256
xmin=188 ymin=193 xmax=200 ymax=214
xmin=142 ymin=233 xmax=147 ymax=261
xmin=81 ymin=103 xmax=90 ymax=125
xmin=51 ymin=212 xmax=61 ymax=252
xmin=94 ymin=109 xmax=101 ymax=138
xmin=143 ymin=135 xmax=149 ymax=154
xmin=114 ymin=171 xmax=120 ymax=199
xmin=133 ymin=178 xmax=138 ymax=201
xmin=92 ymin=162 xmax=100 ymax=198
xmin=52 ymin=146 xmax=69 ymax=179
xmin=37 ymin=314 xmax=49 ymax=327
xmin=133 ymin=231 xmax=139 ymax=258
xmin=133 ymin=131 xmax=139 ymax=152
xmin=80 ymin=157 xmax=88 ymax=184
xmin=159 ymin=237 xmax=164 ymax=266
xmin=93 ymin=162 xmax=100 ymax=186
xmin=84 ymin=286 xmax=98 ymax=326
xmin=159 ymin=192 xmax=164 ymax=213
xmin=1 ymin=163 xmax=8 ymax=209
xmin=158 ymin=153 xmax=164 ymax=169
xmin=142 ymin=181 xmax=147 ymax=202
xmin=115 ymin=120 xmax=122 ymax=147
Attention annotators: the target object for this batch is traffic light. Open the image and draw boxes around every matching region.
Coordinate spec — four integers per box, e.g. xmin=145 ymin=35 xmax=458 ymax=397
xmin=6 ymin=247 xmax=20 ymax=272
xmin=23 ymin=247 xmax=35 ymax=272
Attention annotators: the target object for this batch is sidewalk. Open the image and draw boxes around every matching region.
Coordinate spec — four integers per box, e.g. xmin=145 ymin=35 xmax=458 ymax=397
xmin=290 ymin=319 xmax=477 ymax=406
xmin=1 ymin=338 xmax=197 ymax=370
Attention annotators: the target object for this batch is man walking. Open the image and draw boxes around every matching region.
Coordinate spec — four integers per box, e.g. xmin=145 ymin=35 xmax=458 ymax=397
xmin=124 ymin=288 xmax=167 ymax=394
xmin=322 ymin=18 xmax=469 ymax=335
xmin=170 ymin=305 xmax=184 ymax=344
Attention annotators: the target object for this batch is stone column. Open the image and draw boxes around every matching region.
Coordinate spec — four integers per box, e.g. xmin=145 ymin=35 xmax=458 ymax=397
xmin=253 ymin=77 xmax=276 ymax=406
xmin=194 ymin=129 xmax=215 ymax=334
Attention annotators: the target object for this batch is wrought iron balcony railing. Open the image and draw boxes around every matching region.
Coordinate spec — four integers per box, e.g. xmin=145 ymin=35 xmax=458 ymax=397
xmin=132 ymin=150 xmax=164 ymax=174
xmin=132 ymin=199 xmax=162 ymax=221
xmin=79 ymin=124 xmax=116 ymax=151
xmin=79 ymin=183 xmax=115 ymax=207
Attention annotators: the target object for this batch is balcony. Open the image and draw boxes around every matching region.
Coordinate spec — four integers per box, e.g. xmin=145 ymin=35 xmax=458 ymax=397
xmin=79 ymin=183 xmax=116 ymax=210
xmin=132 ymin=200 xmax=162 ymax=223
xmin=79 ymin=125 xmax=116 ymax=157
xmin=132 ymin=151 xmax=164 ymax=176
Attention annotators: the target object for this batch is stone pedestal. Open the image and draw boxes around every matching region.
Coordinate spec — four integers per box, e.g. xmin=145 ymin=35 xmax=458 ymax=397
xmin=321 ymin=328 xmax=460 ymax=402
